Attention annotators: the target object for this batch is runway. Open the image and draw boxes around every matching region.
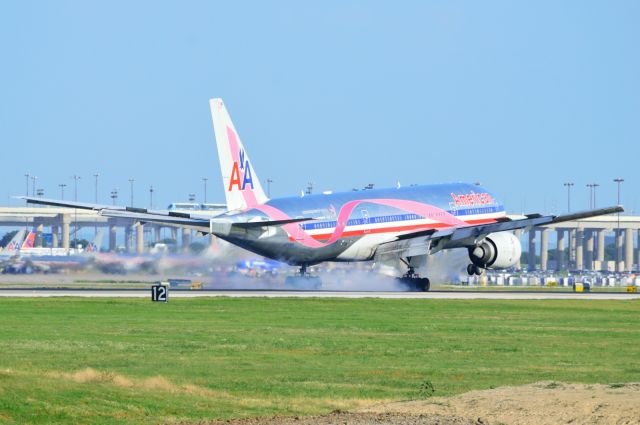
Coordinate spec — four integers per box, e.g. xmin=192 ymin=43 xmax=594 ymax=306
xmin=0 ymin=288 xmax=638 ymax=300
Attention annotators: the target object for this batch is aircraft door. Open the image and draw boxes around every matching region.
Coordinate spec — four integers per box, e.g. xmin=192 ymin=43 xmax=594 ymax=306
xmin=295 ymin=222 xmax=306 ymax=240
xmin=362 ymin=209 xmax=370 ymax=234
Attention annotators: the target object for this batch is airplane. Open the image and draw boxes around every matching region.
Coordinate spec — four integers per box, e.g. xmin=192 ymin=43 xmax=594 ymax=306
xmin=235 ymin=258 xmax=286 ymax=277
xmin=15 ymin=229 xmax=104 ymax=256
xmin=0 ymin=230 xmax=106 ymax=274
xmin=84 ymin=230 xmax=104 ymax=253
xmin=0 ymin=229 xmax=26 ymax=255
xmin=21 ymin=98 xmax=624 ymax=290
xmin=21 ymin=230 xmax=35 ymax=249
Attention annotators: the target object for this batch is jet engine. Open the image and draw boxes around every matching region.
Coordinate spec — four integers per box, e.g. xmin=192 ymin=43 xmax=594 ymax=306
xmin=468 ymin=231 xmax=521 ymax=270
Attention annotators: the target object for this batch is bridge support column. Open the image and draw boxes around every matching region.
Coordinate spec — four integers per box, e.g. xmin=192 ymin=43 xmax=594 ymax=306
xmin=35 ymin=223 xmax=44 ymax=248
xmin=182 ymin=228 xmax=191 ymax=253
xmin=528 ymin=229 xmax=536 ymax=271
xmin=109 ymin=219 xmax=117 ymax=252
xmin=125 ymin=225 xmax=132 ymax=253
xmin=556 ymin=229 xmax=565 ymax=271
xmin=569 ymin=229 xmax=576 ymax=269
xmin=585 ymin=230 xmax=594 ymax=271
xmin=61 ymin=214 xmax=70 ymax=251
xmin=616 ymin=230 xmax=624 ymax=272
xmin=154 ymin=226 xmax=162 ymax=243
xmin=597 ymin=230 xmax=605 ymax=265
xmin=540 ymin=229 xmax=549 ymax=271
xmin=575 ymin=229 xmax=584 ymax=271
xmin=136 ymin=223 xmax=145 ymax=254
xmin=625 ymin=228 xmax=633 ymax=272
xmin=51 ymin=224 xmax=59 ymax=248
xmin=637 ymin=230 xmax=640 ymax=273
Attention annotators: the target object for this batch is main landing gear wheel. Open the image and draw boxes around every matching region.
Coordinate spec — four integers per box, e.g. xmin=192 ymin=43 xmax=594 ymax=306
xmin=467 ymin=264 xmax=484 ymax=276
xmin=396 ymin=263 xmax=430 ymax=292
xmin=284 ymin=264 xmax=322 ymax=289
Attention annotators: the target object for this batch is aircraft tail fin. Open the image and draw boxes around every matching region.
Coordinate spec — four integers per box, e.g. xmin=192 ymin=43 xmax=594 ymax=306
xmin=21 ymin=231 xmax=35 ymax=249
xmin=209 ymin=98 xmax=268 ymax=211
xmin=85 ymin=230 xmax=103 ymax=253
xmin=2 ymin=230 xmax=26 ymax=252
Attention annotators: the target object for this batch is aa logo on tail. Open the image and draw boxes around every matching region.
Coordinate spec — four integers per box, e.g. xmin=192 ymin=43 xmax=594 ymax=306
xmin=228 ymin=149 xmax=254 ymax=191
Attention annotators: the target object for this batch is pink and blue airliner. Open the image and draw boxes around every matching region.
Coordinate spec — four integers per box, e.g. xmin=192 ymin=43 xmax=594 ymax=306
xmin=22 ymin=98 xmax=623 ymax=290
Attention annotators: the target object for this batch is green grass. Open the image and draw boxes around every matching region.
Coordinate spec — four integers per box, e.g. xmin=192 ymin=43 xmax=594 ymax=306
xmin=0 ymin=297 xmax=638 ymax=424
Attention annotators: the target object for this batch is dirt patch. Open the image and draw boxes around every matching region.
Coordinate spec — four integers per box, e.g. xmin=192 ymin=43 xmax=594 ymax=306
xmin=361 ymin=381 xmax=640 ymax=425
xmin=192 ymin=412 xmax=477 ymax=425
xmin=197 ymin=381 xmax=640 ymax=425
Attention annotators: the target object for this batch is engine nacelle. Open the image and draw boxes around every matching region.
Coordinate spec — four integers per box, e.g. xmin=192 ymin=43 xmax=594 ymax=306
xmin=468 ymin=231 xmax=521 ymax=270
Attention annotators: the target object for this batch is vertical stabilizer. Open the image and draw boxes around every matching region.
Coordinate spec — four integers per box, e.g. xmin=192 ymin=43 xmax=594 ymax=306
xmin=1 ymin=230 xmax=26 ymax=252
xmin=21 ymin=231 xmax=35 ymax=249
xmin=209 ymin=98 xmax=268 ymax=211
xmin=85 ymin=230 xmax=103 ymax=253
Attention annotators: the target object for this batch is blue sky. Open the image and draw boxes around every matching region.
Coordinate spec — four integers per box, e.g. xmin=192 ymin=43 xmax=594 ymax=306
xmin=2 ymin=1 xmax=639 ymax=214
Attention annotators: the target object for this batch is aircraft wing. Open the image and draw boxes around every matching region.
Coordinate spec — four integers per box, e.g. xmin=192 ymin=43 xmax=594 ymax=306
xmin=19 ymin=196 xmax=312 ymax=236
xmin=374 ymin=206 xmax=624 ymax=260
xmin=17 ymin=196 xmax=126 ymax=211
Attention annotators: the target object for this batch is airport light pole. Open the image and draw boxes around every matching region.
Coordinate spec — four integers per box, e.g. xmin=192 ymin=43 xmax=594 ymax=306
xmin=149 ymin=185 xmax=154 ymax=209
xmin=267 ymin=178 xmax=273 ymax=198
xmin=563 ymin=182 xmax=574 ymax=212
xmin=93 ymin=173 xmax=99 ymax=236
xmin=71 ymin=175 xmax=81 ymax=201
xmin=93 ymin=173 xmax=99 ymax=203
xmin=586 ymin=184 xmax=596 ymax=209
xmin=202 ymin=178 xmax=208 ymax=203
xmin=24 ymin=173 xmax=30 ymax=203
xmin=592 ymin=183 xmax=599 ymax=208
xmin=128 ymin=178 xmax=134 ymax=207
xmin=110 ymin=189 xmax=118 ymax=206
xmin=614 ymin=178 xmax=624 ymax=271
xmin=71 ymin=175 xmax=81 ymax=247
xmin=59 ymin=183 xmax=67 ymax=200
xmin=31 ymin=175 xmax=37 ymax=197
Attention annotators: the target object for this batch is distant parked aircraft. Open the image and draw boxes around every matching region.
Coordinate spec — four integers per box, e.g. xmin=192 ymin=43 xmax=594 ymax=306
xmin=0 ymin=230 xmax=26 ymax=255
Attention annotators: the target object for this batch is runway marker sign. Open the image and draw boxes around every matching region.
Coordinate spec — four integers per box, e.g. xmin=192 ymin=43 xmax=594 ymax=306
xmin=151 ymin=284 xmax=168 ymax=302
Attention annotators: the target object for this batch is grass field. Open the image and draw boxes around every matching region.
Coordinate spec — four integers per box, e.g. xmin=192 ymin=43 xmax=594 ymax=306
xmin=0 ymin=297 xmax=638 ymax=424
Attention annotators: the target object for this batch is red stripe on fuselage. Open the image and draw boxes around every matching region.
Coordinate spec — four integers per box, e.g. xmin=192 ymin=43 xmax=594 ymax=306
xmin=307 ymin=217 xmax=499 ymax=241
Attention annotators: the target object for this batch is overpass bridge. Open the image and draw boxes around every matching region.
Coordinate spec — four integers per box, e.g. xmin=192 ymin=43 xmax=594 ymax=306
xmin=0 ymin=207 xmax=197 ymax=253
xmin=514 ymin=214 xmax=640 ymax=273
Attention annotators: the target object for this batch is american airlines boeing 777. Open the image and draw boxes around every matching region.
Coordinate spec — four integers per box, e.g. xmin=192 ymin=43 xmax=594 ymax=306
xmin=23 ymin=98 xmax=623 ymax=290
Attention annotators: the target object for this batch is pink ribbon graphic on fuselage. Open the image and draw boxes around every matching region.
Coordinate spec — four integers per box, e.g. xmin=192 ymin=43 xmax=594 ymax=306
xmin=254 ymin=198 xmax=466 ymax=249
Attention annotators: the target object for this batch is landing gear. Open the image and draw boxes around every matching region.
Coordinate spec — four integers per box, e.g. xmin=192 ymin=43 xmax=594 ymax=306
xmin=284 ymin=264 xmax=322 ymax=289
xmin=397 ymin=263 xmax=430 ymax=292
xmin=467 ymin=263 xmax=484 ymax=276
